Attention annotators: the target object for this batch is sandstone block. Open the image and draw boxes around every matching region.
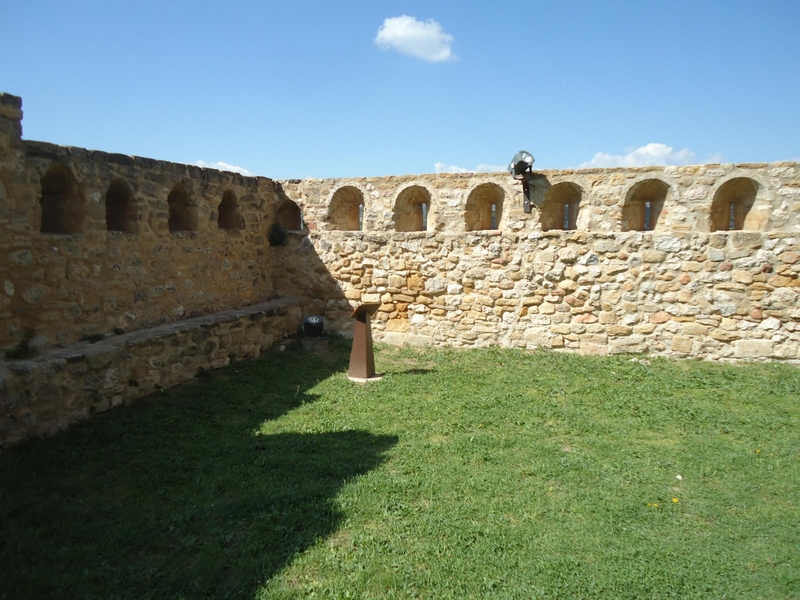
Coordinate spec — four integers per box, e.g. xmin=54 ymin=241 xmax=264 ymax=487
xmin=386 ymin=319 xmax=410 ymax=333
xmin=609 ymin=335 xmax=646 ymax=354
xmin=641 ymin=250 xmax=666 ymax=263
xmin=405 ymin=334 xmax=434 ymax=347
xmin=654 ymin=236 xmax=683 ymax=252
xmin=539 ymin=302 xmax=555 ymax=314
xmin=649 ymin=312 xmax=671 ymax=324
xmin=607 ymin=325 xmax=632 ymax=336
xmin=671 ymin=336 xmax=693 ymax=353
xmin=734 ymin=339 xmax=774 ymax=358
xmin=594 ymin=240 xmax=620 ymax=253
xmin=382 ymin=332 xmax=404 ymax=346
xmin=407 ymin=274 xmax=425 ymax=291
xmin=710 ymin=329 xmax=740 ymax=342
xmin=682 ymin=322 xmax=708 ymax=336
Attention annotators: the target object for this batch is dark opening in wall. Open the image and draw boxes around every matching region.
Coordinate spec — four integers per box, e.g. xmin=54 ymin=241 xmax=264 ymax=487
xmin=328 ymin=186 xmax=365 ymax=230
xmin=541 ymin=182 xmax=581 ymax=231
xmin=39 ymin=164 xmax=86 ymax=234
xmin=621 ymin=179 xmax=669 ymax=231
xmin=105 ymin=178 xmax=138 ymax=233
xmin=710 ymin=178 xmax=758 ymax=231
xmin=393 ymin=185 xmax=431 ymax=232
xmin=217 ymin=189 xmax=243 ymax=230
xmin=277 ymin=199 xmax=304 ymax=231
xmin=465 ymin=183 xmax=504 ymax=231
xmin=167 ymin=183 xmax=197 ymax=232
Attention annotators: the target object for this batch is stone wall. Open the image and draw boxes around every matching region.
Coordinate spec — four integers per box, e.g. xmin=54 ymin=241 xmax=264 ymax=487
xmin=0 ymin=298 xmax=302 ymax=448
xmin=276 ymin=230 xmax=800 ymax=361
xmin=0 ymin=93 xmax=288 ymax=352
xmin=282 ymin=163 xmax=800 ymax=235
xmin=275 ymin=164 xmax=800 ymax=360
xmin=2 ymin=90 xmax=800 ymax=447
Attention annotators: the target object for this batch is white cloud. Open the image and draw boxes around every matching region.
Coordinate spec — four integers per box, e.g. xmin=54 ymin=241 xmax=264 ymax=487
xmin=375 ymin=16 xmax=456 ymax=62
xmin=195 ymin=160 xmax=254 ymax=176
xmin=435 ymin=162 xmax=505 ymax=174
xmin=578 ymin=143 xmax=697 ymax=168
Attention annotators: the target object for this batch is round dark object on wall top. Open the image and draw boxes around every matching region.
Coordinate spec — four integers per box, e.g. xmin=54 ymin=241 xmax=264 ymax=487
xmin=304 ymin=315 xmax=324 ymax=337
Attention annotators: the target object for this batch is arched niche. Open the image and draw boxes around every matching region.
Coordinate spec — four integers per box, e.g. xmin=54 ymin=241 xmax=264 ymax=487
xmin=621 ymin=179 xmax=669 ymax=232
xmin=710 ymin=177 xmax=759 ymax=231
xmin=541 ymin=182 xmax=582 ymax=231
xmin=393 ymin=185 xmax=431 ymax=232
xmin=105 ymin=178 xmax=138 ymax=234
xmin=465 ymin=183 xmax=504 ymax=231
xmin=167 ymin=183 xmax=197 ymax=232
xmin=328 ymin=186 xmax=365 ymax=231
xmin=218 ymin=189 xmax=243 ymax=230
xmin=277 ymin=199 xmax=304 ymax=231
xmin=39 ymin=164 xmax=86 ymax=234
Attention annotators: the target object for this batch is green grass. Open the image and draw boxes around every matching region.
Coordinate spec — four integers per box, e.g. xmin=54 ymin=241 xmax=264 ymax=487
xmin=1 ymin=340 xmax=798 ymax=599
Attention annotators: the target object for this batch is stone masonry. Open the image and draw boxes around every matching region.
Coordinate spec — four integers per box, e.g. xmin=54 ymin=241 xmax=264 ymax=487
xmin=2 ymin=91 xmax=799 ymax=447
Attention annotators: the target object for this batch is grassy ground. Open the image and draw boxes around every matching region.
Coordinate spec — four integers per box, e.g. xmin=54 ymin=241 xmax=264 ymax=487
xmin=1 ymin=339 xmax=798 ymax=599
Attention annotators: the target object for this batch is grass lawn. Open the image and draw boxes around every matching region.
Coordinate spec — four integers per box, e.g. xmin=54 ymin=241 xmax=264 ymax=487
xmin=1 ymin=339 xmax=798 ymax=599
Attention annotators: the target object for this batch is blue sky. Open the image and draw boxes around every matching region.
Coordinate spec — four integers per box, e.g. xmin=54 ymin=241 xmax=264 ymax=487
xmin=2 ymin=1 xmax=798 ymax=179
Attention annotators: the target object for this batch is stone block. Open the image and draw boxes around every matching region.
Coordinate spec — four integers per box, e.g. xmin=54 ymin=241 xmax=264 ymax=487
xmin=671 ymin=336 xmax=693 ymax=353
xmin=405 ymin=334 xmax=434 ymax=347
xmin=386 ymin=319 xmax=410 ymax=333
xmin=734 ymin=339 xmax=774 ymax=358
xmin=609 ymin=335 xmax=646 ymax=354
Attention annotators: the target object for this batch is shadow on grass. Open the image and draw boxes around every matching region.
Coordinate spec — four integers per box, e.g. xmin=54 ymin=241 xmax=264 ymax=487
xmin=0 ymin=340 xmax=396 ymax=599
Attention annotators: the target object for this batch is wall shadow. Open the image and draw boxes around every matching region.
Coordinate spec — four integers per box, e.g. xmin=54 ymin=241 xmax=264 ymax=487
xmin=0 ymin=340 xmax=396 ymax=598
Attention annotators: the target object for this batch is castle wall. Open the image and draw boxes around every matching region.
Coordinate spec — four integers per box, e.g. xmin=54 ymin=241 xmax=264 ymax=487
xmin=2 ymin=90 xmax=800 ymax=447
xmin=276 ymin=230 xmax=800 ymax=361
xmin=0 ymin=94 xmax=283 ymax=352
xmin=0 ymin=299 xmax=302 ymax=448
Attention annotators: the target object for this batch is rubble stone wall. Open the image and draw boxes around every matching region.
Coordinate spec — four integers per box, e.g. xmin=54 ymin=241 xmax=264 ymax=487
xmin=1 ymin=93 xmax=286 ymax=352
xmin=0 ymin=299 xmax=302 ymax=448
xmin=276 ymin=229 xmax=800 ymax=360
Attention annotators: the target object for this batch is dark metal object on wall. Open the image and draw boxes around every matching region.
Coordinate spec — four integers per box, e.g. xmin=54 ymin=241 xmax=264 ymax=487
xmin=348 ymin=303 xmax=382 ymax=382
xmin=508 ymin=150 xmax=537 ymax=213
xmin=304 ymin=314 xmax=324 ymax=337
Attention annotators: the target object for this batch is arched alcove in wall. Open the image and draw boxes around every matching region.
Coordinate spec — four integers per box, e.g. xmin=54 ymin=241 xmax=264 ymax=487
xmin=393 ymin=185 xmax=431 ymax=232
xmin=105 ymin=178 xmax=138 ymax=234
xmin=218 ymin=189 xmax=244 ymax=230
xmin=464 ymin=183 xmax=504 ymax=231
xmin=277 ymin=199 xmax=304 ymax=231
xmin=541 ymin=182 xmax=582 ymax=231
xmin=39 ymin=164 xmax=86 ymax=234
xmin=167 ymin=183 xmax=197 ymax=232
xmin=710 ymin=177 xmax=759 ymax=231
xmin=328 ymin=186 xmax=365 ymax=231
xmin=621 ymin=179 xmax=669 ymax=232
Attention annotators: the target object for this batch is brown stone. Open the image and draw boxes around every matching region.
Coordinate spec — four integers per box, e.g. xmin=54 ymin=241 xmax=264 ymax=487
xmin=386 ymin=319 xmax=410 ymax=333
xmin=649 ymin=312 xmax=671 ymax=324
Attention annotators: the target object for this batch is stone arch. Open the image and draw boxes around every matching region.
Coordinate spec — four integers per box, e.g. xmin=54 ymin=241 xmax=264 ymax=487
xmin=465 ymin=183 xmax=504 ymax=231
xmin=710 ymin=177 xmax=759 ymax=231
xmin=217 ymin=189 xmax=243 ymax=230
xmin=277 ymin=199 xmax=304 ymax=231
xmin=167 ymin=183 xmax=197 ymax=232
xmin=105 ymin=178 xmax=138 ymax=233
xmin=328 ymin=185 xmax=365 ymax=231
xmin=541 ymin=182 xmax=582 ymax=231
xmin=393 ymin=185 xmax=431 ymax=232
xmin=621 ymin=179 xmax=669 ymax=231
xmin=39 ymin=164 xmax=86 ymax=234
